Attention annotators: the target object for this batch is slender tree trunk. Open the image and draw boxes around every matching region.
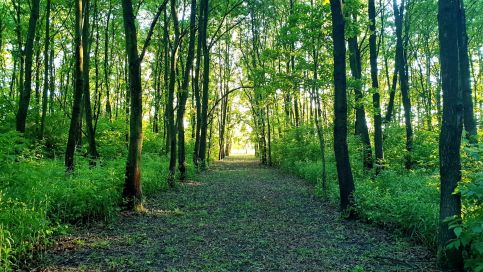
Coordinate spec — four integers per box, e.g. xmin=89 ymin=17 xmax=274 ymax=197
xmin=437 ymin=0 xmax=464 ymax=269
xmin=16 ymin=0 xmax=41 ymax=132
xmin=330 ymin=0 xmax=355 ymax=213
xmin=198 ymin=0 xmax=210 ymax=169
xmin=457 ymin=0 xmax=477 ymax=144
xmin=348 ymin=31 xmax=373 ymax=170
xmin=66 ymin=0 xmax=85 ymax=171
xmin=193 ymin=19 xmax=203 ymax=165
xmin=384 ymin=70 xmax=398 ymax=125
xmin=167 ymin=0 xmax=181 ymax=186
xmin=177 ymin=0 xmax=197 ymax=180
xmin=369 ymin=0 xmax=384 ymax=172
xmin=121 ymin=0 xmax=144 ymax=210
xmin=104 ymin=0 xmax=113 ymax=121
xmin=82 ymin=0 xmax=99 ymax=164
xmin=393 ymin=0 xmax=413 ymax=169
xmin=40 ymin=0 xmax=51 ymax=139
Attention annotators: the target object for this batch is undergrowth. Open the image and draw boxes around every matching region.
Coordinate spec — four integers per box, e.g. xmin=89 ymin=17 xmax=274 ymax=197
xmin=271 ymin=125 xmax=482 ymax=270
xmin=0 ymin=120 xmax=192 ymax=271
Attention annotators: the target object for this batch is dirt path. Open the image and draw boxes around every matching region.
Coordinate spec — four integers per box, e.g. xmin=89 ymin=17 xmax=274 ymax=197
xmin=38 ymin=156 xmax=437 ymax=271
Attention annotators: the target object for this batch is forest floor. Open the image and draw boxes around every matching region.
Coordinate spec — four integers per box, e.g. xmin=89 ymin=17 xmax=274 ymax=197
xmin=33 ymin=156 xmax=438 ymax=271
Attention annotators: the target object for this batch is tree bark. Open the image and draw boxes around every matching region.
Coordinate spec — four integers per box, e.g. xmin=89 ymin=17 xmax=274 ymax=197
xmin=369 ymin=0 xmax=384 ymax=172
xmin=437 ymin=0 xmax=464 ymax=269
xmin=330 ymin=0 xmax=355 ymax=213
xmin=65 ymin=0 xmax=85 ymax=171
xmin=16 ymin=0 xmax=41 ymax=132
xmin=393 ymin=0 xmax=413 ymax=169
xmin=39 ymin=0 xmax=51 ymax=139
xmin=167 ymin=0 xmax=180 ymax=186
xmin=82 ymin=0 xmax=99 ymax=165
xmin=457 ymin=0 xmax=477 ymax=144
xmin=348 ymin=33 xmax=373 ymax=171
xmin=121 ymin=0 xmax=144 ymax=210
xmin=177 ymin=0 xmax=197 ymax=180
xmin=104 ymin=0 xmax=113 ymax=121
xmin=198 ymin=0 xmax=210 ymax=169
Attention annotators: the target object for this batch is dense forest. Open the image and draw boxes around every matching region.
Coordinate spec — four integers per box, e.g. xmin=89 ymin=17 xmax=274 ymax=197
xmin=0 ymin=0 xmax=481 ymax=270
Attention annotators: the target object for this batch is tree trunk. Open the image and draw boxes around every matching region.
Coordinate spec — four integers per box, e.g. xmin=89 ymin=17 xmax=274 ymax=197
xmin=330 ymin=0 xmax=355 ymax=213
xmin=393 ymin=0 xmax=414 ymax=169
xmin=437 ymin=0 xmax=464 ymax=269
xmin=39 ymin=0 xmax=51 ymax=139
xmin=177 ymin=0 xmax=197 ymax=180
xmin=16 ymin=0 xmax=41 ymax=132
xmin=369 ymin=0 xmax=384 ymax=172
xmin=104 ymin=0 xmax=113 ymax=121
xmin=198 ymin=0 xmax=210 ymax=170
xmin=82 ymin=0 xmax=99 ymax=165
xmin=193 ymin=3 xmax=204 ymax=165
xmin=348 ymin=34 xmax=373 ymax=171
xmin=167 ymin=0 xmax=180 ymax=186
xmin=457 ymin=0 xmax=477 ymax=144
xmin=65 ymin=0 xmax=85 ymax=171
xmin=121 ymin=0 xmax=144 ymax=210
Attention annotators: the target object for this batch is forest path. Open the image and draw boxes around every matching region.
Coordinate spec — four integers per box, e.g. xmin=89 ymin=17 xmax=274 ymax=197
xmin=39 ymin=156 xmax=437 ymax=271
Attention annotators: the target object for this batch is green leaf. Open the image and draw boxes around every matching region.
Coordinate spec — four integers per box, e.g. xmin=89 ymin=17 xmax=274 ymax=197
xmin=454 ymin=227 xmax=463 ymax=238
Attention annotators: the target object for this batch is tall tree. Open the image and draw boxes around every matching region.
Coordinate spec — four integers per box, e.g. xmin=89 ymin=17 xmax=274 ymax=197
xmin=198 ymin=0 xmax=210 ymax=169
xmin=82 ymin=0 xmax=99 ymax=164
xmin=177 ymin=0 xmax=198 ymax=180
xmin=121 ymin=0 xmax=169 ymax=209
xmin=167 ymin=0 xmax=180 ymax=186
xmin=457 ymin=0 xmax=477 ymax=144
xmin=39 ymin=0 xmax=51 ymax=139
xmin=347 ymin=17 xmax=373 ymax=171
xmin=16 ymin=0 xmax=41 ymax=132
xmin=393 ymin=0 xmax=414 ymax=169
xmin=369 ymin=0 xmax=384 ymax=171
xmin=121 ymin=0 xmax=144 ymax=209
xmin=330 ymin=0 xmax=355 ymax=213
xmin=65 ymin=0 xmax=86 ymax=171
xmin=437 ymin=0 xmax=465 ymax=269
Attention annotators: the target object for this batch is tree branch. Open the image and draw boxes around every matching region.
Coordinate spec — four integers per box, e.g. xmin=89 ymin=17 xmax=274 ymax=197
xmin=139 ymin=0 xmax=170 ymax=63
xmin=207 ymin=85 xmax=253 ymax=120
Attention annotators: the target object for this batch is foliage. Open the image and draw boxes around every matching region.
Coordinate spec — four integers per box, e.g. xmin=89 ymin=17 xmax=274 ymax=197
xmin=447 ymin=143 xmax=483 ymax=271
xmin=271 ymin=126 xmax=482 ymax=264
xmin=0 ymin=122 xmax=183 ymax=270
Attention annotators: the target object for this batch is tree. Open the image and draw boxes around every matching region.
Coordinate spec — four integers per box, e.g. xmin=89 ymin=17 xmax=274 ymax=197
xmin=368 ymin=0 xmax=383 ymax=171
xmin=16 ymin=0 xmax=40 ymax=133
xmin=65 ymin=0 xmax=86 ymax=171
xmin=167 ymin=0 xmax=181 ymax=186
xmin=120 ymin=0 xmax=169 ymax=209
xmin=39 ymin=0 xmax=51 ymax=139
xmin=393 ymin=0 xmax=414 ymax=169
xmin=82 ymin=0 xmax=99 ymax=164
xmin=330 ymin=0 xmax=355 ymax=213
xmin=177 ymin=0 xmax=198 ymax=180
xmin=347 ymin=15 xmax=373 ymax=171
xmin=437 ymin=0 xmax=464 ymax=269
xmin=457 ymin=0 xmax=477 ymax=144
xmin=198 ymin=0 xmax=210 ymax=169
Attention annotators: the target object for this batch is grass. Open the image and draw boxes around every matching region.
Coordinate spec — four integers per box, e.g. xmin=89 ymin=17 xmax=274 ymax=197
xmin=0 ymin=126 xmax=192 ymax=271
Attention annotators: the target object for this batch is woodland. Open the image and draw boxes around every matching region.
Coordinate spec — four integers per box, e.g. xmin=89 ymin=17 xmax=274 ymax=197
xmin=0 ymin=0 xmax=481 ymax=271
